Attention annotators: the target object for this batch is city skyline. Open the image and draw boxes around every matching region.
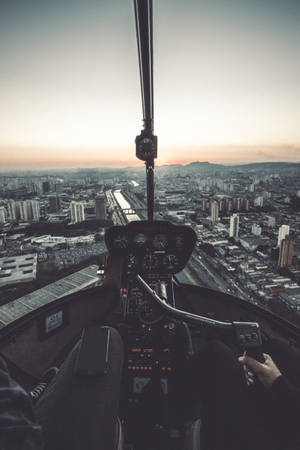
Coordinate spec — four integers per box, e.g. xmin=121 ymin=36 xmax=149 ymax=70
xmin=1 ymin=0 xmax=300 ymax=169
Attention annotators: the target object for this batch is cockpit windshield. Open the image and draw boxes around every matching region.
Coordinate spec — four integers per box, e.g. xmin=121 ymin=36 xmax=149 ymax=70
xmin=0 ymin=0 xmax=300 ymax=329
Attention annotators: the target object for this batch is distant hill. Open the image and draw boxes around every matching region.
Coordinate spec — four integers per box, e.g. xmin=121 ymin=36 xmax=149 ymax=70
xmin=155 ymin=161 xmax=300 ymax=173
xmin=229 ymin=162 xmax=300 ymax=170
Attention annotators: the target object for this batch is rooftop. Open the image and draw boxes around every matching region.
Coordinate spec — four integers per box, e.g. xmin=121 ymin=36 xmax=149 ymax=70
xmin=0 ymin=264 xmax=99 ymax=328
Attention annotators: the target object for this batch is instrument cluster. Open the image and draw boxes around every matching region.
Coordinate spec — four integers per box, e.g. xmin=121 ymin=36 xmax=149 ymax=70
xmin=105 ymin=220 xmax=196 ymax=274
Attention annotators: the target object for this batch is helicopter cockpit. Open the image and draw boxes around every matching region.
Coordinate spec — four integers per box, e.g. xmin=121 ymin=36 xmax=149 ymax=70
xmin=0 ymin=1 xmax=300 ymax=450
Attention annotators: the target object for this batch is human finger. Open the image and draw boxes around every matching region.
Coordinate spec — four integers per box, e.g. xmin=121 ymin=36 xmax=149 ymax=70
xmin=243 ymin=354 xmax=265 ymax=374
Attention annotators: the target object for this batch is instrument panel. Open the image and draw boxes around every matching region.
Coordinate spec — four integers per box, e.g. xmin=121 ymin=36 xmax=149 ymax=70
xmin=105 ymin=220 xmax=197 ymax=274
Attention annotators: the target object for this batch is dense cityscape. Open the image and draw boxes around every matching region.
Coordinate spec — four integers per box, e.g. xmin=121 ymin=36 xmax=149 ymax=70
xmin=0 ymin=161 xmax=299 ymax=327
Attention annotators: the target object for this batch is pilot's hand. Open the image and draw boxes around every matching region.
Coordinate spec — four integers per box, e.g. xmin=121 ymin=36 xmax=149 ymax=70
xmin=239 ymin=353 xmax=282 ymax=389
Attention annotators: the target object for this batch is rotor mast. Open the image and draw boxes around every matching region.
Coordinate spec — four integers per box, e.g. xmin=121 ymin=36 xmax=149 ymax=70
xmin=134 ymin=0 xmax=157 ymax=222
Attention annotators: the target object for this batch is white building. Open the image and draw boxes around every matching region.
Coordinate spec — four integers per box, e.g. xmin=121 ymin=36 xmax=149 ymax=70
xmin=210 ymin=201 xmax=219 ymax=223
xmin=277 ymin=224 xmax=290 ymax=248
xmin=0 ymin=253 xmax=37 ymax=287
xmin=254 ymin=196 xmax=264 ymax=207
xmin=19 ymin=201 xmax=29 ymax=221
xmin=267 ymin=216 xmax=275 ymax=227
xmin=70 ymin=201 xmax=85 ymax=223
xmin=229 ymin=214 xmax=239 ymax=239
xmin=7 ymin=200 xmax=18 ymax=221
xmin=31 ymin=200 xmax=40 ymax=221
xmin=251 ymin=224 xmax=262 ymax=236
xmin=19 ymin=200 xmax=40 ymax=222
xmin=0 ymin=207 xmax=6 ymax=223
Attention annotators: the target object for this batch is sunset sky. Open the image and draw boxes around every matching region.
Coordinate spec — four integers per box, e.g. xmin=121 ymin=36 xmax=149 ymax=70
xmin=1 ymin=0 xmax=300 ymax=169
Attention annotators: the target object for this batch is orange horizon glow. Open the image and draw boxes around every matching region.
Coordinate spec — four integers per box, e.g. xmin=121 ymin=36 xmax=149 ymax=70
xmin=0 ymin=144 xmax=299 ymax=170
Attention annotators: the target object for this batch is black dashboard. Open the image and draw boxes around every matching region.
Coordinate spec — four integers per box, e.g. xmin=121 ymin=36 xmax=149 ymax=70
xmin=105 ymin=221 xmax=197 ymax=400
xmin=105 ymin=220 xmax=196 ymax=275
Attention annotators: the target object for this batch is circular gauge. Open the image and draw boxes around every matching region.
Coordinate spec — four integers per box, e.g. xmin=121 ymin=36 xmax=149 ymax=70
xmin=175 ymin=234 xmax=185 ymax=250
xmin=113 ymin=233 xmax=129 ymax=249
xmin=133 ymin=233 xmax=148 ymax=247
xmin=152 ymin=233 xmax=168 ymax=250
xmin=163 ymin=254 xmax=179 ymax=272
xmin=142 ymin=253 xmax=159 ymax=271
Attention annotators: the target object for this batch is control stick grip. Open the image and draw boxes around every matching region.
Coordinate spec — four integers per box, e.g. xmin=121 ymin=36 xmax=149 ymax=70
xmin=245 ymin=347 xmax=265 ymax=363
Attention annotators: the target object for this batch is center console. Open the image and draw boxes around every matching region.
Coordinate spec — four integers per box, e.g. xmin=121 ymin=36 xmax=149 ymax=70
xmin=104 ymin=221 xmax=196 ymax=401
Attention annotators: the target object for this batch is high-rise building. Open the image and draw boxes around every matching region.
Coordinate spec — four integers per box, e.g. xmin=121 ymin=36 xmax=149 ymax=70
xmin=0 ymin=207 xmax=6 ymax=223
xmin=210 ymin=201 xmax=219 ymax=223
xmin=229 ymin=214 xmax=239 ymax=239
xmin=70 ymin=201 xmax=85 ymax=223
xmin=278 ymin=236 xmax=294 ymax=268
xmin=49 ymin=196 xmax=61 ymax=213
xmin=243 ymin=198 xmax=250 ymax=211
xmin=95 ymin=194 xmax=106 ymax=220
xmin=277 ymin=224 xmax=290 ymax=248
xmin=226 ymin=199 xmax=233 ymax=213
xmin=19 ymin=201 xmax=30 ymax=221
xmin=19 ymin=200 xmax=40 ymax=222
xmin=7 ymin=200 xmax=18 ymax=221
xmin=31 ymin=200 xmax=40 ymax=221
xmin=267 ymin=216 xmax=276 ymax=227
xmin=251 ymin=224 xmax=262 ymax=236
xmin=236 ymin=198 xmax=242 ymax=211
xmin=201 ymin=199 xmax=207 ymax=211
xmin=254 ymin=196 xmax=264 ymax=207
xmin=42 ymin=181 xmax=50 ymax=193
xmin=218 ymin=199 xmax=224 ymax=212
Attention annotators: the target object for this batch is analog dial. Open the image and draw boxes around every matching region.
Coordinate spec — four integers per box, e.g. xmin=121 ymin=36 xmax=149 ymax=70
xmin=113 ymin=233 xmax=129 ymax=249
xmin=142 ymin=253 xmax=159 ymax=271
xmin=152 ymin=233 xmax=168 ymax=250
xmin=133 ymin=233 xmax=148 ymax=247
xmin=163 ymin=254 xmax=179 ymax=272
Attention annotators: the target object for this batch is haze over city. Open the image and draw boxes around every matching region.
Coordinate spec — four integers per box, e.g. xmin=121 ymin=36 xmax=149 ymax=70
xmin=1 ymin=0 xmax=300 ymax=169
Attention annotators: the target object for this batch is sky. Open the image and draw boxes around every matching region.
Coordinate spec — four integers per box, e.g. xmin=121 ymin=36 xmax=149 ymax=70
xmin=0 ymin=0 xmax=300 ymax=169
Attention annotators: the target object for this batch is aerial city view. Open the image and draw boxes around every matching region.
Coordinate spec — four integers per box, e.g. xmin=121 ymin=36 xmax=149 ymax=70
xmin=0 ymin=0 xmax=300 ymax=449
xmin=0 ymin=162 xmax=300 ymax=326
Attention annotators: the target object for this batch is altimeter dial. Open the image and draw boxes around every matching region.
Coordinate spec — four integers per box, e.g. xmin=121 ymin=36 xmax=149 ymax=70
xmin=142 ymin=253 xmax=159 ymax=271
xmin=163 ymin=254 xmax=179 ymax=272
xmin=113 ymin=234 xmax=129 ymax=249
xmin=152 ymin=233 xmax=168 ymax=250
